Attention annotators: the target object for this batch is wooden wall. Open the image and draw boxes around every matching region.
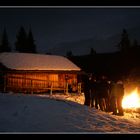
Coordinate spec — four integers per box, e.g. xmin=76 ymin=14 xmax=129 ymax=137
xmin=4 ymin=71 xmax=79 ymax=94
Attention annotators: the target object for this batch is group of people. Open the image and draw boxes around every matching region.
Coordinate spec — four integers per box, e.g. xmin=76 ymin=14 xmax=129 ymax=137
xmin=82 ymin=73 xmax=125 ymax=116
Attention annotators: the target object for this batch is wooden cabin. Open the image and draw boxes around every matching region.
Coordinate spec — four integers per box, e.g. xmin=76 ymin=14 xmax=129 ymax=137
xmin=0 ymin=52 xmax=81 ymax=94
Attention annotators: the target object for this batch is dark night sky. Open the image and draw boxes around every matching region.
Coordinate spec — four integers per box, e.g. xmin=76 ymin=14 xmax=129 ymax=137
xmin=1 ymin=7 xmax=140 ymax=54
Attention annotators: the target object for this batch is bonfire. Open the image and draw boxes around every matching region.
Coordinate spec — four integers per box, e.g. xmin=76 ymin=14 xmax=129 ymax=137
xmin=122 ymin=87 xmax=140 ymax=113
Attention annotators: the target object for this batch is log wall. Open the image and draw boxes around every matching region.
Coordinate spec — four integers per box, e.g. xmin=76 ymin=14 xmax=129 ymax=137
xmin=4 ymin=71 xmax=79 ymax=94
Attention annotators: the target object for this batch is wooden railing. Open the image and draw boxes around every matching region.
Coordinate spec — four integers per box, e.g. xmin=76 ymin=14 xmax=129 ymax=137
xmin=4 ymin=75 xmax=67 ymax=94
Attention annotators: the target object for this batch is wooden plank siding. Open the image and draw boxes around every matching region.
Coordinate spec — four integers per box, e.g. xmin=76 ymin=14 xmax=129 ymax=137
xmin=4 ymin=71 xmax=79 ymax=94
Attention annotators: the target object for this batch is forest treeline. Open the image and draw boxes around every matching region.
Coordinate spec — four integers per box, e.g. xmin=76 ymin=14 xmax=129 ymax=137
xmin=0 ymin=26 xmax=36 ymax=53
xmin=67 ymin=29 xmax=140 ymax=81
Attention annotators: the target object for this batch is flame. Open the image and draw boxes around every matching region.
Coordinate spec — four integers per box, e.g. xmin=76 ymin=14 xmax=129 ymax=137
xmin=122 ymin=88 xmax=140 ymax=109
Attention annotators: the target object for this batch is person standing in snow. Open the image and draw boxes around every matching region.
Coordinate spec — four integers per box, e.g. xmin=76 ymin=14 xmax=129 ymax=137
xmin=110 ymin=81 xmax=117 ymax=114
xmin=107 ymin=80 xmax=114 ymax=112
xmin=97 ymin=75 xmax=109 ymax=112
xmin=116 ymin=80 xmax=124 ymax=116
xmin=110 ymin=80 xmax=124 ymax=116
xmin=82 ymin=73 xmax=91 ymax=106
xmin=90 ymin=74 xmax=97 ymax=108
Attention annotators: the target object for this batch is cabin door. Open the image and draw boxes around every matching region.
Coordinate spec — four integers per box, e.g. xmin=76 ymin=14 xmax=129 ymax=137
xmin=49 ymin=74 xmax=58 ymax=87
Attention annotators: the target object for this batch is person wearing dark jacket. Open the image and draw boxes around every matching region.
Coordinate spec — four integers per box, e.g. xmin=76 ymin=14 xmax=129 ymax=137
xmin=90 ymin=76 xmax=98 ymax=108
xmin=110 ymin=80 xmax=124 ymax=116
xmin=96 ymin=76 xmax=109 ymax=111
xmin=116 ymin=80 xmax=124 ymax=116
xmin=82 ymin=74 xmax=91 ymax=106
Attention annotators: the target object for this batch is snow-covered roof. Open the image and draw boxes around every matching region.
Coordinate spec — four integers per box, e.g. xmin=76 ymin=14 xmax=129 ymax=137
xmin=0 ymin=52 xmax=81 ymax=71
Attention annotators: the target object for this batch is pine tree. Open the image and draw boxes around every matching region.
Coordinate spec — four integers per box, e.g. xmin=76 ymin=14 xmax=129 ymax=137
xmin=66 ymin=50 xmax=73 ymax=58
xmin=26 ymin=28 xmax=37 ymax=53
xmin=89 ymin=48 xmax=96 ymax=55
xmin=15 ymin=26 xmax=27 ymax=53
xmin=118 ymin=29 xmax=131 ymax=52
xmin=131 ymin=39 xmax=140 ymax=55
xmin=132 ymin=39 xmax=138 ymax=48
xmin=0 ymin=28 xmax=11 ymax=52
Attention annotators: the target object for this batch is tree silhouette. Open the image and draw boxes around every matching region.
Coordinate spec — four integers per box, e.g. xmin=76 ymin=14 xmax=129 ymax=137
xmin=131 ymin=39 xmax=140 ymax=63
xmin=89 ymin=48 xmax=96 ymax=55
xmin=66 ymin=50 xmax=73 ymax=58
xmin=0 ymin=28 xmax=11 ymax=52
xmin=118 ymin=29 xmax=131 ymax=52
xmin=132 ymin=39 xmax=139 ymax=48
xmin=15 ymin=26 xmax=27 ymax=53
xmin=26 ymin=27 xmax=37 ymax=53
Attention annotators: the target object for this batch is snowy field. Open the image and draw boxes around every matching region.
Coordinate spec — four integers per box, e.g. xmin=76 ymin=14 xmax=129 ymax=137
xmin=0 ymin=92 xmax=140 ymax=134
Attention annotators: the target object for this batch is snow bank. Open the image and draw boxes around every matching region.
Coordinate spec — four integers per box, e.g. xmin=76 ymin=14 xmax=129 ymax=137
xmin=0 ymin=92 xmax=140 ymax=133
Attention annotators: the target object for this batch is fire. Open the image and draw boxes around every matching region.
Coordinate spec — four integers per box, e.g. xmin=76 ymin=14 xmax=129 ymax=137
xmin=122 ymin=88 xmax=140 ymax=109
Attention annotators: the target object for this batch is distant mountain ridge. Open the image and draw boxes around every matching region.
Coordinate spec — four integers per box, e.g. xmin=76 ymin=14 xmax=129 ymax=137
xmin=47 ymin=26 xmax=140 ymax=56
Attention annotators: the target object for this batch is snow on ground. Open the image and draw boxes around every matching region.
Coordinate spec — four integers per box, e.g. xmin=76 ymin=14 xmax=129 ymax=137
xmin=0 ymin=92 xmax=140 ymax=134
